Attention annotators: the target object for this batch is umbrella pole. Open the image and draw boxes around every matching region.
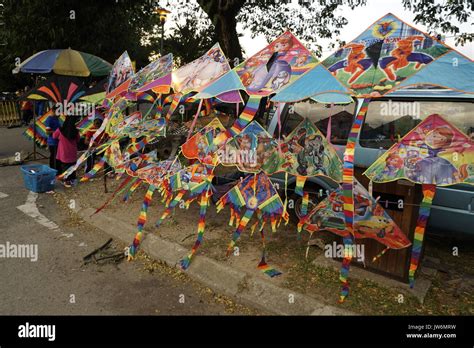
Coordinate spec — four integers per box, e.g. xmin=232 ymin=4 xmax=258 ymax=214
xmin=24 ymin=77 xmax=47 ymax=162
xmin=33 ymin=103 xmax=36 ymax=160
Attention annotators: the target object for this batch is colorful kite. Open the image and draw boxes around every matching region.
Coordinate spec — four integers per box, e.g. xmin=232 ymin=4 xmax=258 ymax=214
xmin=364 ymin=114 xmax=473 ymax=287
xmin=316 ymin=13 xmax=473 ymax=302
xmin=195 ymin=31 xmax=318 ymax=138
xmin=22 ymin=75 xmax=87 ymax=147
xmin=172 ymin=43 xmax=233 ymax=95
xmin=181 ymin=117 xmax=229 ymax=166
xmin=128 ymin=163 xmax=215 ymax=266
xmin=219 ymin=121 xmax=279 ymax=173
xmin=303 ymin=178 xmax=411 ymax=249
xmin=128 ymin=53 xmax=173 ymax=95
xmin=168 ymin=44 xmax=242 ymax=127
xmin=322 ymin=13 xmax=452 ymax=98
xmin=364 ymin=114 xmax=474 ymax=186
xmin=216 ymin=172 xmax=289 ymax=277
xmin=107 ymin=51 xmax=135 ymax=96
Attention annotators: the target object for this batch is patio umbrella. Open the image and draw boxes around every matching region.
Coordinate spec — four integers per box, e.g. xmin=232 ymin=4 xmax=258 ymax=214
xmin=13 ymin=48 xmax=112 ymax=77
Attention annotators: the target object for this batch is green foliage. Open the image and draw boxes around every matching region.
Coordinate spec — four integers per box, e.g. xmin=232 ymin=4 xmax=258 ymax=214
xmin=0 ymin=0 xmax=160 ymax=91
xmin=161 ymin=18 xmax=218 ymax=66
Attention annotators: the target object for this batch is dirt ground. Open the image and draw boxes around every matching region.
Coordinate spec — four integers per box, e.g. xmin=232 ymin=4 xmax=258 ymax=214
xmin=63 ymin=172 xmax=474 ymax=315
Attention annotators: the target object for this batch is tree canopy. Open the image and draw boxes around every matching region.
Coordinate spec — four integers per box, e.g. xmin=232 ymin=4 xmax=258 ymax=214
xmin=0 ymin=0 xmax=472 ymax=91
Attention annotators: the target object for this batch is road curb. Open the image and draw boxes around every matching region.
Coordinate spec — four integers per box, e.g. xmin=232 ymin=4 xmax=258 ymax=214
xmin=75 ymin=205 xmax=353 ymax=315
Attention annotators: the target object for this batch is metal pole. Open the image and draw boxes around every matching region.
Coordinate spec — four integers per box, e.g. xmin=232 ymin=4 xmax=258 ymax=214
xmin=160 ymin=20 xmax=164 ymax=56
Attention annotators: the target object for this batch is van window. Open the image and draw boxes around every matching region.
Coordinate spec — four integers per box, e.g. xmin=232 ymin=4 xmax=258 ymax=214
xmin=282 ymin=100 xmax=356 ymax=145
xmin=360 ymin=100 xmax=474 ymax=149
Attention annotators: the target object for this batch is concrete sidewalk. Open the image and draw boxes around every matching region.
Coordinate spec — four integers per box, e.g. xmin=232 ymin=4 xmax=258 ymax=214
xmin=72 ymin=202 xmax=353 ymax=316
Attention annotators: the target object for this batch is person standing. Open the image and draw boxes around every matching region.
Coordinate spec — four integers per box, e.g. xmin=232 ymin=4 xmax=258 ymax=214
xmin=53 ymin=116 xmax=80 ymax=187
xmin=45 ymin=112 xmax=60 ymax=170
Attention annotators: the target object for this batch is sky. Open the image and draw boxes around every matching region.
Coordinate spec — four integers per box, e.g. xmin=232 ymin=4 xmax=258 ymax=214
xmin=236 ymin=0 xmax=474 ymax=59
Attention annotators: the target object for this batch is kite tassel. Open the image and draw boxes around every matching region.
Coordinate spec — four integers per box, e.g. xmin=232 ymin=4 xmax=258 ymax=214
xmin=180 ymin=192 xmax=209 ymax=270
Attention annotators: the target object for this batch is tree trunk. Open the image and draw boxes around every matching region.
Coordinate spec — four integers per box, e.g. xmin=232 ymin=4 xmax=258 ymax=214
xmin=198 ymin=0 xmax=244 ymax=63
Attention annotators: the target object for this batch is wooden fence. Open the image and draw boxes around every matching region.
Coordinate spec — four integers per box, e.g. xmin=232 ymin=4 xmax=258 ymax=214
xmin=0 ymin=99 xmax=21 ymax=127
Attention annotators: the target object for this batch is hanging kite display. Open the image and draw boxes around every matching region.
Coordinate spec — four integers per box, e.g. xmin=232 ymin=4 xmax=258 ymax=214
xmin=364 ymin=114 xmax=473 ymax=287
xmin=128 ymin=163 xmax=215 ymax=262
xmin=216 ymin=172 xmax=289 ymax=276
xmin=311 ymin=12 xmax=474 ymax=302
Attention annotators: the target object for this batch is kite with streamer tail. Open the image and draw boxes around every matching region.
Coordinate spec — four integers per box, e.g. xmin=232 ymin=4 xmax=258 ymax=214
xmin=216 ymin=172 xmax=289 ymax=276
xmin=364 ymin=114 xmax=473 ymax=287
xmin=303 ymin=178 xmax=411 ymax=250
xmin=219 ymin=121 xmax=278 ymax=173
xmin=275 ymin=118 xmax=343 ymax=232
xmin=182 ymin=117 xmax=229 ymax=166
xmin=128 ymin=163 xmax=215 ymax=263
xmin=309 ymin=12 xmax=473 ymax=302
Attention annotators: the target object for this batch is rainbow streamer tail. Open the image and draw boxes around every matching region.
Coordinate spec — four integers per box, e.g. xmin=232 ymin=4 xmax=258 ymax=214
xmin=155 ymin=190 xmax=185 ymax=227
xmin=228 ymin=95 xmax=261 ymax=137
xmin=372 ymin=246 xmax=390 ymax=263
xmin=339 ymin=235 xmax=353 ymax=303
xmin=297 ymin=191 xmax=309 ymax=234
xmin=123 ymin=179 xmax=143 ymax=202
xmin=129 ymin=184 xmax=156 ymax=259
xmin=408 ymin=184 xmax=436 ymax=288
xmin=226 ymin=208 xmax=254 ymax=257
xmin=258 ymin=254 xmax=282 ymax=278
xmin=180 ymin=192 xmax=209 ymax=270
xmin=81 ymin=156 xmax=106 ymax=182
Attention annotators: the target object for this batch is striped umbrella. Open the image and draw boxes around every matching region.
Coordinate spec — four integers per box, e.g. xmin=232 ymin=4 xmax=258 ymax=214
xmin=13 ymin=48 xmax=112 ymax=77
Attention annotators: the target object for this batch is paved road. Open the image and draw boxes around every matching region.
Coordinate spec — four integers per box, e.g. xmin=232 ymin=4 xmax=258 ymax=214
xmin=0 ymin=125 xmax=40 ymax=159
xmin=0 ymin=162 xmax=259 ymax=315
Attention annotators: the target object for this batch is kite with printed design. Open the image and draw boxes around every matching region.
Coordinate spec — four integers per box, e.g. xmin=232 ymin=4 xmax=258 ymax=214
xmin=181 ymin=117 xmax=229 ymax=166
xmin=219 ymin=121 xmax=278 ymax=173
xmin=314 ymin=13 xmax=474 ymax=302
xmin=107 ymin=51 xmax=135 ymax=95
xmin=277 ymin=118 xmax=343 ymax=180
xmin=303 ymin=178 xmax=411 ymax=250
xmin=194 ymin=31 xmax=318 ymax=138
xmin=364 ymin=114 xmax=474 ymax=287
xmin=166 ymin=43 xmax=242 ymax=127
xmin=364 ymin=114 xmax=474 ymax=186
xmin=128 ymin=53 xmax=173 ymax=96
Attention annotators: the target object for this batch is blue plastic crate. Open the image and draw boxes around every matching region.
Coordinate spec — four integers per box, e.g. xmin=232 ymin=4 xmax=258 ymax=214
xmin=21 ymin=164 xmax=58 ymax=193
